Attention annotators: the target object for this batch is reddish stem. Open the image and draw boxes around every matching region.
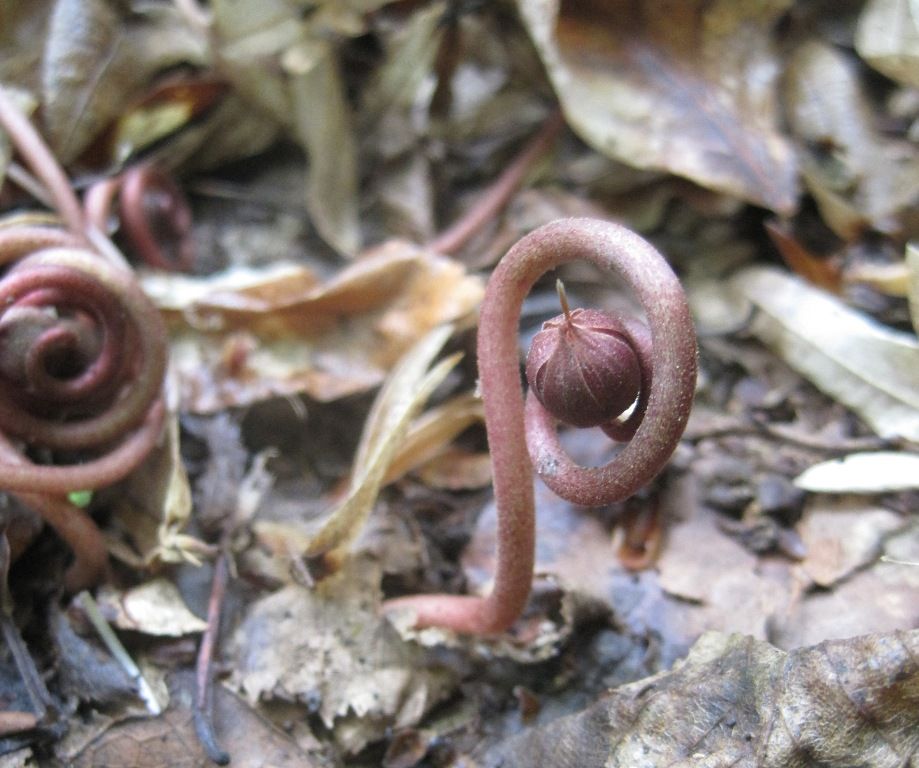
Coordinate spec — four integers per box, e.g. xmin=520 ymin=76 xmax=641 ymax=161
xmin=385 ymin=218 xmax=696 ymax=635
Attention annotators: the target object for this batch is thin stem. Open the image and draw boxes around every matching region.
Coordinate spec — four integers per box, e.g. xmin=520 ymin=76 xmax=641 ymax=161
xmin=194 ymin=552 xmax=231 ymax=765
xmin=0 ymin=88 xmax=86 ymax=238
xmin=385 ymin=218 xmax=696 ymax=635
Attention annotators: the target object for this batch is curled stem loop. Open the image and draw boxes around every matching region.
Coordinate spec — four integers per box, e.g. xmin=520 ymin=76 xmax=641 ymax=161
xmin=385 ymin=218 xmax=697 ymax=635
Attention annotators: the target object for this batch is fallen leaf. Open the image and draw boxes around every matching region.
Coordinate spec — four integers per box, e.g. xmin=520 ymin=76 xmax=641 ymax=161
xmin=299 ymin=325 xmax=461 ymax=560
xmin=111 ymin=415 xmax=208 ymax=568
xmin=59 ymin=672 xmax=328 ymax=768
xmin=795 ymin=451 xmax=919 ymax=493
xmin=97 ymin=579 xmax=208 ymax=637
xmin=908 ymin=242 xmax=919 ymax=334
xmin=41 ymin=0 xmax=207 ymax=163
xmin=231 ymin=556 xmax=454 ymax=754
xmin=517 ymin=0 xmax=799 ymax=213
xmin=796 ymin=498 xmax=905 ymax=587
xmin=784 ymin=40 xmax=919 ymax=238
xmin=210 ymin=0 xmax=360 ymax=253
xmin=726 ymin=265 xmax=919 ymax=441
xmin=483 ymin=629 xmax=919 ymax=767
xmin=142 ymin=242 xmax=483 ymax=413
xmin=855 ymin=0 xmax=919 ymax=87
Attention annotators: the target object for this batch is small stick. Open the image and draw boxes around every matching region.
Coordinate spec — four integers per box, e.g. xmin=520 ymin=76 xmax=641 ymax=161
xmin=194 ymin=552 xmax=231 ymax=765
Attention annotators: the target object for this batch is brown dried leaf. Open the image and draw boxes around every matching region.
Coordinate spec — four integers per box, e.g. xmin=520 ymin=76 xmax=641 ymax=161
xmin=231 ymin=556 xmax=454 ymax=754
xmin=97 ymin=579 xmax=208 ymax=637
xmin=517 ymin=0 xmax=798 ymax=213
xmin=59 ymin=672 xmax=327 ymax=768
xmin=784 ymin=40 xmax=919 ymax=238
xmin=143 ymin=242 xmax=483 ymax=413
xmin=484 ymin=629 xmax=919 ymax=767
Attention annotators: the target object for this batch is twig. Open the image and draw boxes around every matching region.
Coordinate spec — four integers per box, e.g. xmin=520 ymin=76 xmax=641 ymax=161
xmin=194 ymin=551 xmax=231 ymax=765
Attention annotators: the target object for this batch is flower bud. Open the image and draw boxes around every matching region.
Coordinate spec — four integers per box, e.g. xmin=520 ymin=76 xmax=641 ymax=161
xmin=525 ymin=307 xmax=642 ymax=428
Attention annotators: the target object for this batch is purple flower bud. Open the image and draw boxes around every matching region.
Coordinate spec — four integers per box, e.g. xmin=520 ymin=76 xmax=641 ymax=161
xmin=525 ymin=308 xmax=642 ymax=428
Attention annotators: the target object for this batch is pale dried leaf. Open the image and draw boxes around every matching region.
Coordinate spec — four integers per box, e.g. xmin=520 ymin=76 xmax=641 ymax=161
xmin=302 ymin=326 xmax=460 ymax=558
xmin=856 ymin=0 xmax=919 ymax=87
xmin=382 ymin=393 xmax=485 ymax=486
xmin=484 ymin=630 xmax=919 ymax=767
xmin=112 ymin=415 xmax=208 ymax=568
xmin=98 ymin=579 xmax=207 ymax=637
xmin=517 ymin=0 xmax=798 ymax=213
xmin=795 ymin=451 xmax=919 ymax=493
xmin=286 ymin=38 xmax=360 ymax=255
xmin=728 ymin=266 xmax=919 ymax=441
xmin=231 ymin=556 xmax=454 ymax=753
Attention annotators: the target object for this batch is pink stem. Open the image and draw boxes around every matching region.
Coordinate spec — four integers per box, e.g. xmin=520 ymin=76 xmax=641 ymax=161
xmin=0 ymin=88 xmax=87 ymax=238
xmin=385 ymin=218 xmax=696 ymax=635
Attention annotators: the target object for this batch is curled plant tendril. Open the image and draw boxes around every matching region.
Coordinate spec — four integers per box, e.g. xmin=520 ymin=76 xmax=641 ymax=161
xmin=385 ymin=218 xmax=697 ymax=635
xmin=85 ymin=163 xmax=196 ymax=272
xmin=0 ymin=87 xmax=168 ymax=588
xmin=0 ymin=247 xmax=167 ymax=494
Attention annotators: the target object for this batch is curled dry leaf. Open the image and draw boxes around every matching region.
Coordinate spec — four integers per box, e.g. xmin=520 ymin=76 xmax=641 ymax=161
xmin=517 ymin=0 xmax=798 ymax=213
xmin=110 ymin=415 xmax=209 ymax=568
xmin=231 ymin=556 xmax=454 ymax=754
xmin=855 ymin=0 xmax=919 ymax=87
xmin=142 ymin=241 xmax=483 ymax=413
xmin=484 ymin=629 xmax=919 ymax=767
xmin=717 ymin=265 xmax=919 ymax=441
xmin=784 ymin=40 xmax=919 ymax=239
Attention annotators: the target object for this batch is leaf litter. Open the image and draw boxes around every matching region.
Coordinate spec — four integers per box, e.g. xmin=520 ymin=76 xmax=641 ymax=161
xmin=0 ymin=0 xmax=918 ymax=766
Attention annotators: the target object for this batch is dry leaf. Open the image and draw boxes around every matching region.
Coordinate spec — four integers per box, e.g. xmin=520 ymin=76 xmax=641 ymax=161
xmin=856 ymin=0 xmax=919 ymax=87
xmin=299 ymin=325 xmax=461 ymax=559
xmin=483 ymin=629 xmax=919 ymax=767
xmin=142 ymin=242 xmax=483 ymax=413
xmin=231 ymin=556 xmax=454 ymax=754
xmin=211 ymin=0 xmax=360 ymax=254
xmin=60 ymin=672 xmax=327 ymax=768
xmin=111 ymin=415 xmax=209 ymax=568
xmin=784 ymin=40 xmax=919 ymax=238
xmin=97 ymin=579 xmax=208 ymax=637
xmin=797 ymin=498 xmax=906 ymax=588
xmin=517 ymin=0 xmax=798 ymax=213
xmin=41 ymin=0 xmax=206 ymax=163
xmin=725 ymin=266 xmax=919 ymax=441
xmin=795 ymin=451 xmax=919 ymax=493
